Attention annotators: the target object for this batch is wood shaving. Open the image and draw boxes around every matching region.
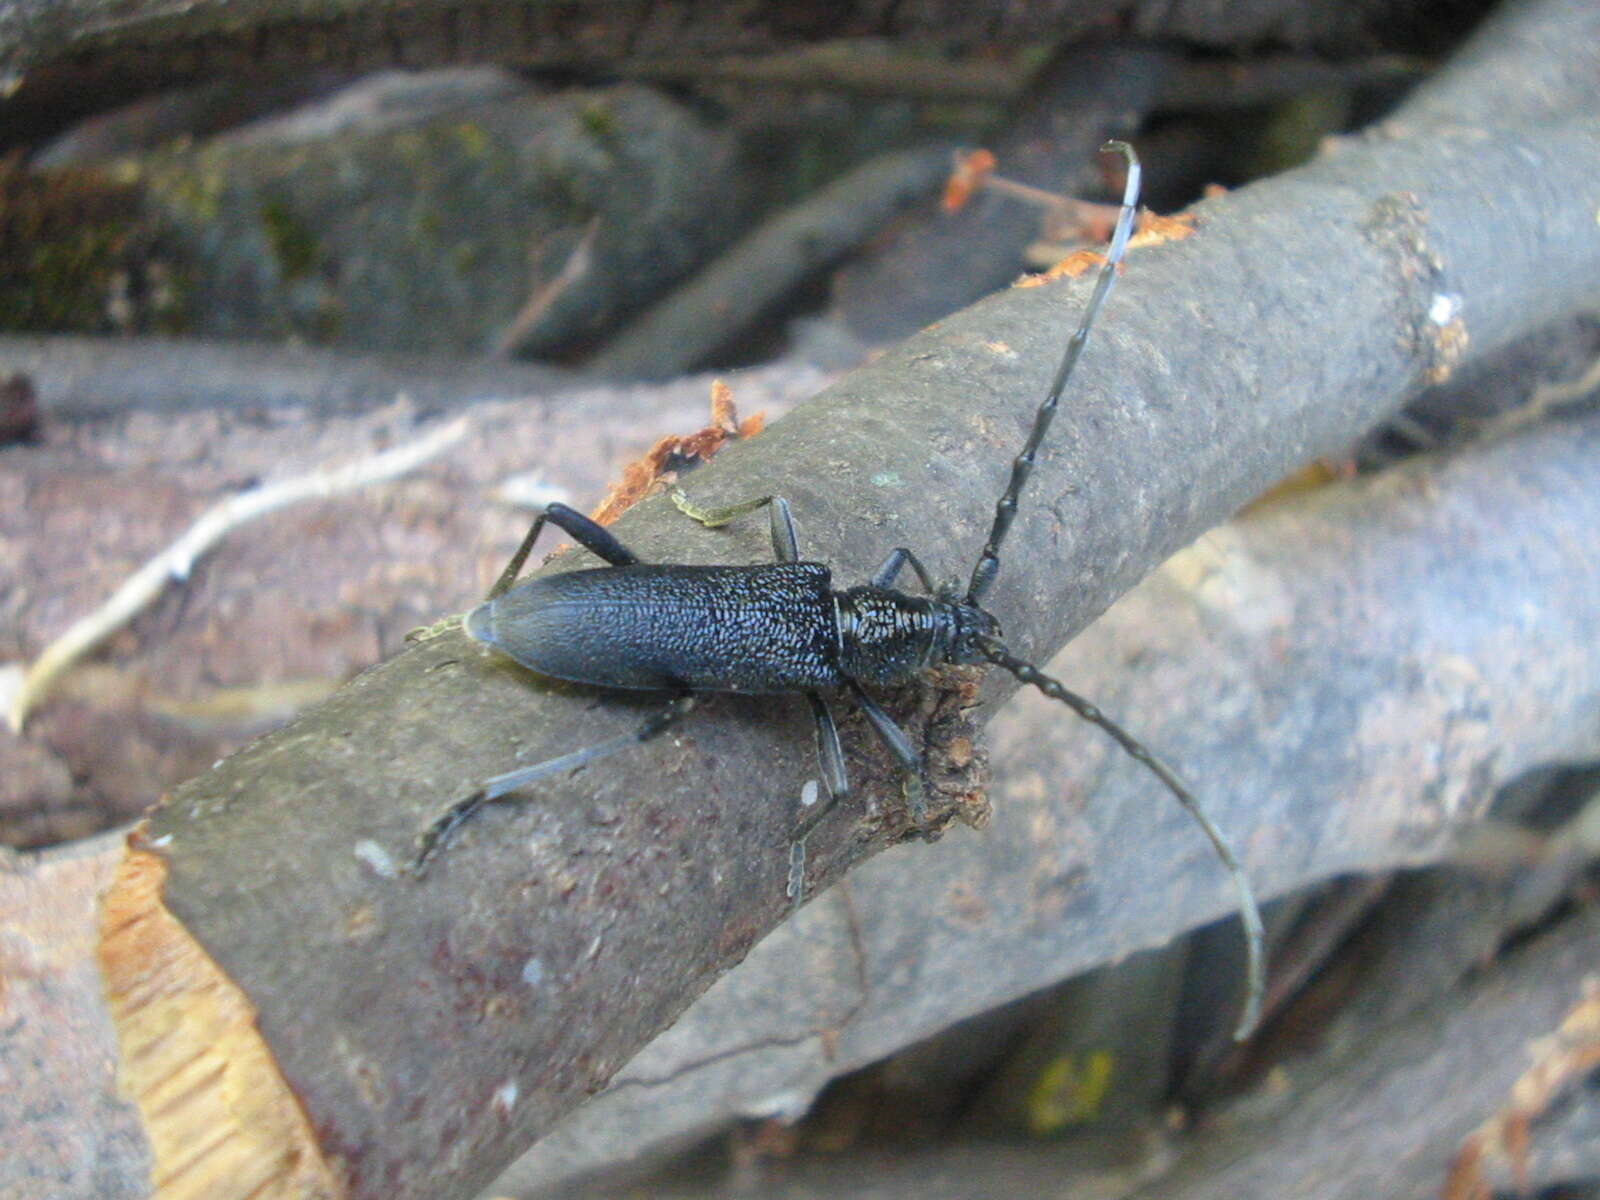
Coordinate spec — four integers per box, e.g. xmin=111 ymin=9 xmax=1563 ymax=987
xmin=1444 ymin=977 xmax=1600 ymax=1200
xmin=587 ymin=379 xmax=764 ymax=527
xmin=941 ymin=148 xmax=997 ymax=213
xmin=1016 ymin=211 xmax=1198 ymax=287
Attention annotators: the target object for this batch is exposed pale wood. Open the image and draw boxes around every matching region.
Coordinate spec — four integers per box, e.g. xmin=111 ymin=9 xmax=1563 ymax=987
xmin=97 ymin=847 xmax=342 ymax=1200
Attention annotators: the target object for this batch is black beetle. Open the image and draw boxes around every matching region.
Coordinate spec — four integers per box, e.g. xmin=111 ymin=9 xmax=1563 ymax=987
xmin=414 ymin=142 xmax=1264 ymax=1039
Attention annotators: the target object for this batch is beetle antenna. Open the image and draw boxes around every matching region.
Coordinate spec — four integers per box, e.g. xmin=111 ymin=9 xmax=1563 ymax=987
xmin=966 ymin=140 xmax=1142 ymax=606
xmin=974 ymin=633 xmax=1264 ymax=1040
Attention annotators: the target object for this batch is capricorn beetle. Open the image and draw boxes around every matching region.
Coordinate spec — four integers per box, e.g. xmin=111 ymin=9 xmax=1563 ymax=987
xmin=414 ymin=141 xmax=1265 ymax=1039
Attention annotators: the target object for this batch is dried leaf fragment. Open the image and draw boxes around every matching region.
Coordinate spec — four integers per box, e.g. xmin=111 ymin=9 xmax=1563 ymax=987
xmin=1017 ymin=211 xmax=1198 ymax=287
xmin=942 ymin=148 xmax=997 ymax=213
xmin=587 ymin=379 xmax=764 ymax=527
xmin=1444 ymin=977 xmax=1600 ymax=1200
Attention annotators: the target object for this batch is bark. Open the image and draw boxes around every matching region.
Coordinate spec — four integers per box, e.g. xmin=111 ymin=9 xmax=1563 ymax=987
xmin=80 ymin=2 xmax=1600 ymax=1196
xmin=592 ymin=147 xmax=952 ymax=379
xmin=1133 ymin=911 xmax=1600 ymax=1200
xmin=0 ymin=832 xmax=149 ymax=1200
xmin=499 ymin=904 xmax=1600 ymax=1200
xmin=827 ymin=41 xmax=1175 ymax=344
xmin=0 ymin=0 xmax=1466 ymax=145
xmin=12 ymin=400 xmax=1600 ymax=1199
xmin=0 ymin=334 xmax=570 ymax=418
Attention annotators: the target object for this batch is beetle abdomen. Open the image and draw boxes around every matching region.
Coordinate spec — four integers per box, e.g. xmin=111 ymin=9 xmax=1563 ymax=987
xmin=466 ymin=562 xmax=844 ymax=692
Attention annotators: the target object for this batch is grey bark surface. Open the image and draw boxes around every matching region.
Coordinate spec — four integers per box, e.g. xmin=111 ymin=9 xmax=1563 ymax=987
xmin=0 ymin=333 xmax=571 ymax=417
xmin=502 ymin=904 xmax=1600 ymax=1200
xmin=0 ymin=364 xmax=847 ymax=850
xmin=114 ymin=3 xmax=1600 ymax=1195
xmin=493 ymin=403 xmax=1600 ymax=1198
xmin=125 ymin=81 xmax=740 ymax=355
xmin=592 ymin=146 xmax=953 ymax=379
xmin=0 ymin=831 xmax=148 ymax=1200
xmin=1130 ymin=911 xmax=1600 ymax=1200
xmin=7 ymin=398 xmax=1599 ymax=1198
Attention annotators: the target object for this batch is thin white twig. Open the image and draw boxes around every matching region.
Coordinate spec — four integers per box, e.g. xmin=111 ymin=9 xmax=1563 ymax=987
xmin=1475 ymin=351 xmax=1600 ymax=443
xmin=7 ymin=416 xmax=470 ymax=732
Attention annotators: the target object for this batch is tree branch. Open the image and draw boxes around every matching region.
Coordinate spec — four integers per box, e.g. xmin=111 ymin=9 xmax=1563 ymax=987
xmin=14 ymin=396 xmax=1600 ymax=1199
xmin=827 ymin=41 xmax=1174 ymax=344
xmin=506 ymin=904 xmax=1600 ymax=1199
xmin=592 ymin=147 xmax=953 ymax=379
xmin=88 ymin=2 xmax=1600 ymax=1196
xmin=0 ymin=334 xmax=569 ymax=418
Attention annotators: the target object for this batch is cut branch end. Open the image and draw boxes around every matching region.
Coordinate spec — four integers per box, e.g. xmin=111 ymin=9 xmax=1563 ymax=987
xmin=97 ymin=841 xmax=344 ymax=1200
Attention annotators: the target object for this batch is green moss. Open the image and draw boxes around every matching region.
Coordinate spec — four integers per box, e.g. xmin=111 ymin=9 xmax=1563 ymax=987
xmin=1024 ymin=1051 xmax=1115 ymax=1134
xmin=529 ymin=152 xmax=592 ymax=223
xmin=410 ymin=208 xmax=443 ymax=241
xmin=154 ymin=164 xmax=226 ymax=223
xmin=453 ymin=122 xmax=490 ymax=157
xmin=258 ymin=198 xmax=319 ymax=281
xmin=0 ymin=158 xmax=154 ymax=331
xmin=578 ymin=100 xmax=620 ymax=149
xmin=450 ymin=242 xmax=483 ymax=275
xmin=393 ymin=130 xmax=428 ymax=164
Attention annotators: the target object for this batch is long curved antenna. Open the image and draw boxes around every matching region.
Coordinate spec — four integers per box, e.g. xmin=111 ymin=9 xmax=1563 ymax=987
xmin=966 ymin=140 xmax=1142 ymax=605
xmin=975 ymin=634 xmax=1264 ymax=1041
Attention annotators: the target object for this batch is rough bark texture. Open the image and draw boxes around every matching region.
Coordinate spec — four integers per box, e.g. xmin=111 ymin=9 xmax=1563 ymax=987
xmin=1133 ymin=912 xmax=1600 ymax=1200
xmin=0 ymin=334 xmax=570 ymax=418
xmin=77 ymin=1 xmax=1600 ymax=1196
xmin=0 ymin=366 xmax=826 ymax=849
xmin=10 ymin=400 xmax=1600 ymax=1200
xmin=499 ymin=904 xmax=1600 ymax=1199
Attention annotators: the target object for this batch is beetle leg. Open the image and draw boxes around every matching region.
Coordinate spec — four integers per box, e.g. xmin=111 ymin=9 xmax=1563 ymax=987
xmin=846 ymin=679 xmax=927 ymax=826
xmin=793 ymin=693 xmax=849 ymax=843
xmin=870 ymin=547 xmax=937 ymax=593
xmin=407 ymin=693 xmax=695 ymax=874
xmin=671 ymin=489 xmax=805 ymax=567
xmin=802 ymin=692 xmax=849 ymax=820
xmin=768 ymin=497 xmax=799 ymax=563
xmin=786 ymin=689 xmax=849 ymax=910
xmin=669 ymin=487 xmax=772 ymax=528
xmin=489 ymin=502 xmax=642 ymax=600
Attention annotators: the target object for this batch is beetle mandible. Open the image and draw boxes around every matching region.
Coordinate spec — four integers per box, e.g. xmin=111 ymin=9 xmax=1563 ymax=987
xmin=413 ymin=142 xmax=1265 ymax=1039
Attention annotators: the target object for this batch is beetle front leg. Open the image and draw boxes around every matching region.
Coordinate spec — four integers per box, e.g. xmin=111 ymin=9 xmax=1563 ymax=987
xmin=846 ymin=679 xmax=928 ymax=827
xmin=870 ymin=547 xmax=938 ymax=593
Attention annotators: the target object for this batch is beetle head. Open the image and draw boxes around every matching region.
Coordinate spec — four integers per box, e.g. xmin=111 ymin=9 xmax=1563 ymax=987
xmin=947 ymin=601 xmax=1002 ymax=665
